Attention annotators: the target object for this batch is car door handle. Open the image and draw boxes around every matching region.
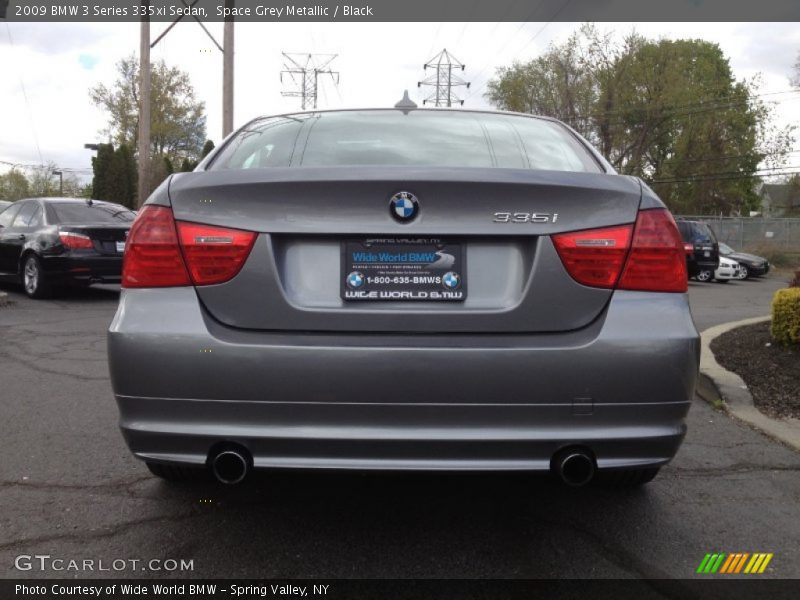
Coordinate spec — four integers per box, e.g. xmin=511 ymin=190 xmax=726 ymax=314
xmin=18 ymin=234 xmax=26 ymax=240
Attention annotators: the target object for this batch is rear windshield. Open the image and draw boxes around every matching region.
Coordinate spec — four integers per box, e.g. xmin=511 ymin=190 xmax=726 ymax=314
xmin=50 ymin=203 xmax=135 ymax=224
xmin=677 ymin=221 xmax=717 ymax=243
xmin=210 ymin=110 xmax=602 ymax=173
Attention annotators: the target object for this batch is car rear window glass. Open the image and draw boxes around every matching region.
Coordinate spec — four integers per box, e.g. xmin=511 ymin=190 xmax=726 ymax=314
xmin=677 ymin=221 xmax=716 ymax=243
xmin=51 ymin=203 xmax=136 ymax=224
xmin=12 ymin=202 xmax=37 ymax=227
xmin=0 ymin=203 xmax=21 ymax=228
xmin=210 ymin=110 xmax=602 ymax=173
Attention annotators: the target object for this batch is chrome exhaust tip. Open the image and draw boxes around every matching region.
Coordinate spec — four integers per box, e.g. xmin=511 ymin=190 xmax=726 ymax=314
xmin=553 ymin=449 xmax=595 ymax=487
xmin=210 ymin=449 xmax=250 ymax=485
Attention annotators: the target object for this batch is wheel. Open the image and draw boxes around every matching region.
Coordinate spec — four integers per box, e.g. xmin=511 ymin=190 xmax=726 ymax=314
xmin=599 ymin=467 xmax=660 ymax=487
xmin=146 ymin=461 xmax=208 ymax=482
xmin=737 ymin=265 xmax=749 ymax=280
xmin=21 ymin=254 xmax=52 ymax=299
xmin=695 ymin=269 xmax=712 ymax=282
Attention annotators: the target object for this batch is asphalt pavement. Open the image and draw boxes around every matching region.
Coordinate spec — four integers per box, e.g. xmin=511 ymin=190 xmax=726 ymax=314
xmin=0 ymin=273 xmax=798 ymax=580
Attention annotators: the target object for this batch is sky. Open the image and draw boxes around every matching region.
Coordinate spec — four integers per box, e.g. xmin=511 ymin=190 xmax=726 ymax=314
xmin=1 ymin=21 xmax=799 ymax=182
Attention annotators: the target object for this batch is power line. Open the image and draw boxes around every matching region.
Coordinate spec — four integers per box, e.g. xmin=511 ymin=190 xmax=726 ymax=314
xmin=560 ymin=89 xmax=800 ymax=124
xmin=4 ymin=23 xmax=44 ymax=166
xmin=651 ymin=170 xmax=800 ymax=184
xmin=466 ymin=0 xmax=572 ymax=102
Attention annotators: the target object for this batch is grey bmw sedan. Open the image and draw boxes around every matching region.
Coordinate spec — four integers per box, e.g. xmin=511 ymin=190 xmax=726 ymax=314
xmin=108 ymin=107 xmax=699 ymax=487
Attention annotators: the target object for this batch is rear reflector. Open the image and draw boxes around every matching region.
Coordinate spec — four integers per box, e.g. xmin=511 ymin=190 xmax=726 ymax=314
xmin=553 ymin=208 xmax=687 ymax=293
xmin=177 ymin=221 xmax=257 ymax=286
xmin=618 ymin=209 xmax=687 ymax=293
xmin=59 ymin=232 xmax=94 ymax=250
xmin=552 ymin=225 xmax=632 ymax=288
xmin=122 ymin=206 xmax=191 ymax=288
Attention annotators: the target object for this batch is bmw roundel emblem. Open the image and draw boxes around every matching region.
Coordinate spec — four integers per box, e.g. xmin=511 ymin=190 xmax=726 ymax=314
xmin=346 ymin=271 xmax=365 ymax=289
xmin=389 ymin=191 xmax=419 ymax=222
xmin=442 ymin=271 xmax=461 ymax=289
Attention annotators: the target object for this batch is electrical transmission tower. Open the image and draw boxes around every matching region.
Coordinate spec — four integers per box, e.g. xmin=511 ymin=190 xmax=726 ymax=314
xmin=417 ymin=49 xmax=470 ymax=107
xmin=280 ymin=53 xmax=339 ymax=110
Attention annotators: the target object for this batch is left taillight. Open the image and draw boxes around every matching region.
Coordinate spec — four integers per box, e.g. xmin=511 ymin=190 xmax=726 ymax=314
xmin=59 ymin=232 xmax=94 ymax=250
xmin=122 ymin=206 xmax=191 ymax=288
xmin=123 ymin=206 xmax=257 ymax=288
xmin=176 ymin=221 xmax=257 ymax=286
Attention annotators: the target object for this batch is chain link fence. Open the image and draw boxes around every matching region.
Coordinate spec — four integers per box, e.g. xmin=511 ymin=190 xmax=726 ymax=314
xmin=676 ymin=216 xmax=800 ymax=254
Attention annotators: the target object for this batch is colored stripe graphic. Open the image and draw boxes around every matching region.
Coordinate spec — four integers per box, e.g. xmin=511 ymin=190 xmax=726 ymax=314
xmin=696 ymin=554 xmax=712 ymax=573
xmin=719 ymin=554 xmax=736 ymax=574
xmin=733 ymin=553 xmax=749 ymax=573
xmin=698 ymin=552 xmax=773 ymax=574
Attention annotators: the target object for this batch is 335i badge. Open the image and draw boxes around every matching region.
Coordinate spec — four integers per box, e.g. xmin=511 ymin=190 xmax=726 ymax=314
xmin=342 ymin=238 xmax=466 ymax=301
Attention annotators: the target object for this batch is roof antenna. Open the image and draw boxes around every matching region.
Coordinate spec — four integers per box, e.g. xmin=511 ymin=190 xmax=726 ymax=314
xmin=394 ymin=90 xmax=418 ymax=113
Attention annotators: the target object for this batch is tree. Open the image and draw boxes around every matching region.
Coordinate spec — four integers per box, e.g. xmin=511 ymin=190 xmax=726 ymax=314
xmin=0 ymin=169 xmax=31 ymax=201
xmin=91 ymin=143 xmax=137 ymax=208
xmin=89 ymin=55 xmax=207 ymax=167
xmin=201 ymin=139 xmax=215 ymax=159
xmin=91 ymin=143 xmax=115 ymax=201
xmin=487 ymin=27 xmax=795 ymax=215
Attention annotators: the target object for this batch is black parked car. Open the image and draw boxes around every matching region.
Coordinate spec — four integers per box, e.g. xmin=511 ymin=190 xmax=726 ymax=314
xmin=676 ymin=219 xmax=720 ymax=282
xmin=0 ymin=197 xmax=134 ymax=298
xmin=718 ymin=242 xmax=770 ymax=279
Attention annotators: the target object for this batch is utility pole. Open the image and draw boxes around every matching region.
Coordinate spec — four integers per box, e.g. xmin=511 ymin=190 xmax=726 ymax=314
xmin=222 ymin=0 xmax=234 ymax=137
xmin=137 ymin=5 xmax=151 ymax=208
xmin=418 ymin=49 xmax=470 ymax=107
xmin=52 ymin=170 xmax=63 ymax=196
xmin=137 ymin=0 xmax=234 ymax=206
xmin=281 ymin=53 xmax=339 ymax=110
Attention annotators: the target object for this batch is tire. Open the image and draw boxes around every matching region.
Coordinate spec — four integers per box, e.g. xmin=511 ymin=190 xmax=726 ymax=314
xmin=695 ymin=269 xmax=712 ymax=282
xmin=21 ymin=254 xmax=52 ymax=299
xmin=599 ymin=467 xmax=660 ymax=487
xmin=737 ymin=265 xmax=749 ymax=280
xmin=146 ymin=461 xmax=208 ymax=482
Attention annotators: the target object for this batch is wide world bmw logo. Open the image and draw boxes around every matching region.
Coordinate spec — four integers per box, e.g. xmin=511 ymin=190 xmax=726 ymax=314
xmin=389 ymin=191 xmax=419 ymax=223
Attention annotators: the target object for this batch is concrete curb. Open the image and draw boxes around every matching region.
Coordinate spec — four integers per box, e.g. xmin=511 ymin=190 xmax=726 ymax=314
xmin=700 ymin=316 xmax=800 ymax=452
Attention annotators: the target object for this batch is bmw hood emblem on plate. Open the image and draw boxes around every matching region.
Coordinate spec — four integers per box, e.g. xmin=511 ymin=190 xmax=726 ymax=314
xmin=346 ymin=271 xmax=365 ymax=289
xmin=389 ymin=191 xmax=419 ymax=222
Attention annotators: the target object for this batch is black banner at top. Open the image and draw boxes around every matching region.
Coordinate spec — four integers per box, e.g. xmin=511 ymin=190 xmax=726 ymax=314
xmin=2 ymin=0 xmax=800 ymax=22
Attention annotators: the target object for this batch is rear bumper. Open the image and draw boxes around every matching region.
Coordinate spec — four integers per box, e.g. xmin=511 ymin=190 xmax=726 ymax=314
xmin=43 ymin=254 xmax=123 ymax=284
xmin=108 ymin=288 xmax=699 ymax=471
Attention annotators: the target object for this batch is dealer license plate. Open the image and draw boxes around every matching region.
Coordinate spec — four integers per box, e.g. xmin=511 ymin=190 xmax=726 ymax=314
xmin=341 ymin=238 xmax=466 ymax=301
xmin=116 ymin=241 xmax=126 ymax=253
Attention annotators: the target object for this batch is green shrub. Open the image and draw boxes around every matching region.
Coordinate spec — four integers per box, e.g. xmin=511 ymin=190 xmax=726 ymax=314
xmin=771 ymin=288 xmax=800 ymax=345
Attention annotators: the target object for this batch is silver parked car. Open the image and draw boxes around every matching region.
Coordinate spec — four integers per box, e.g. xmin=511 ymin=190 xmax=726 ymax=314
xmin=108 ymin=107 xmax=699 ymax=487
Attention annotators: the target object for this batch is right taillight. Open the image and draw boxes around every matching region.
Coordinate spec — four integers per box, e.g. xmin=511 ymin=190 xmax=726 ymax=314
xmin=122 ymin=205 xmax=191 ymax=288
xmin=618 ymin=208 xmax=687 ymax=293
xmin=553 ymin=208 xmax=687 ymax=293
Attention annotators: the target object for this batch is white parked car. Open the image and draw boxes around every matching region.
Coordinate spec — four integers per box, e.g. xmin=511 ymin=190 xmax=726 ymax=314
xmin=713 ymin=256 xmax=742 ymax=283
